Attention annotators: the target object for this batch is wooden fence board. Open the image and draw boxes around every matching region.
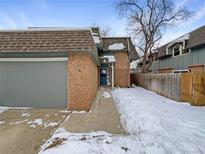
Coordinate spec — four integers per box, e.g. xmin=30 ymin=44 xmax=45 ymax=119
xmin=131 ymin=72 xmax=205 ymax=106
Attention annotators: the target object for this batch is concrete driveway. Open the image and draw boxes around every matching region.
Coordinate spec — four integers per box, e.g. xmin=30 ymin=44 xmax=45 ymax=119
xmin=0 ymin=108 xmax=70 ymax=154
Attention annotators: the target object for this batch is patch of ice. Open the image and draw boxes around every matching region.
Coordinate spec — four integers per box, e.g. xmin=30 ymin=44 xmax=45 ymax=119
xmin=65 ymin=115 xmax=70 ymax=122
xmin=44 ymin=122 xmax=59 ymax=128
xmin=28 ymin=119 xmax=43 ymax=128
xmin=21 ymin=112 xmax=31 ymax=117
xmin=10 ymin=119 xmax=29 ymax=125
xmin=0 ymin=121 xmax=5 ymax=125
xmin=72 ymin=111 xmax=87 ymax=114
xmin=108 ymin=43 xmax=125 ymax=50
xmin=59 ymin=110 xmax=70 ymax=113
xmin=102 ymin=91 xmax=111 ymax=98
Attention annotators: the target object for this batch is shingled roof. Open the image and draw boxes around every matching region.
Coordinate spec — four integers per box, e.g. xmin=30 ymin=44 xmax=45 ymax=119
xmin=101 ymin=37 xmax=139 ymax=61
xmin=157 ymin=25 xmax=205 ymax=58
xmin=0 ymin=28 xmax=96 ymax=53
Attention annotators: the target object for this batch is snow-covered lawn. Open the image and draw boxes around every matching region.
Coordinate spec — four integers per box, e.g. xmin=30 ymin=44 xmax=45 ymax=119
xmin=0 ymin=106 xmax=10 ymax=114
xmin=39 ymin=87 xmax=205 ymax=154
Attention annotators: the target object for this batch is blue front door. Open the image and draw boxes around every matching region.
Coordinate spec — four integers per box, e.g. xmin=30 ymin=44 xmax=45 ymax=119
xmin=100 ymin=69 xmax=107 ymax=85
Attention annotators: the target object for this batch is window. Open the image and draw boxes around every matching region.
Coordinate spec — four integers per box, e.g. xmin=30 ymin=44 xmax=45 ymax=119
xmin=182 ymin=48 xmax=190 ymax=54
xmin=173 ymin=69 xmax=190 ymax=73
xmin=173 ymin=43 xmax=183 ymax=56
xmin=173 ymin=45 xmax=180 ymax=56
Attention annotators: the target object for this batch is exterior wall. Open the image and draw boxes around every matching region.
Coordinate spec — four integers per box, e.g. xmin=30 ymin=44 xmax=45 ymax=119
xmin=114 ymin=51 xmax=130 ymax=87
xmin=68 ymin=53 xmax=98 ymax=111
xmin=152 ymin=47 xmax=205 ymax=73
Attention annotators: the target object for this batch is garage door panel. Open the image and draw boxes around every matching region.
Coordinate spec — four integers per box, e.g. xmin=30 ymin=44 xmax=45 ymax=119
xmin=0 ymin=61 xmax=67 ymax=108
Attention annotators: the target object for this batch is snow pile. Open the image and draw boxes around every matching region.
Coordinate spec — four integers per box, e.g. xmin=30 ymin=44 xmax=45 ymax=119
xmin=39 ymin=128 xmax=137 ymax=154
xmin=0 ymin=121 xmax=5 ymax=125
xmin=10 ymin=119 xmax=29 ymax=125
xmin=112 ymin=87 xmax=205 ymax=153
xmin=21 ymin=112 xmax=31 ymax=117
xmin=44 ymin=122 xmax=59 ymax=128
xmin=92 ymin=33 xmax=100 ymax=43
xmin=102 ymin=91 xmax=111 ymax=98
xmin=72 ymin=111 xmax=87 ymax=114
xmin=108 ymin=43 xmax=125 ymax=50
xmin=0 ymin=106 xmax=10 ymax=114
xmin=28 ymin=119 xmax=43 ymax=128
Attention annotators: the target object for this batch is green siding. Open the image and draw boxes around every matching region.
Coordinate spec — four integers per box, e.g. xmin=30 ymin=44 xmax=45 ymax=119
xmin=152 ymin=47 xmax=205 ymax=72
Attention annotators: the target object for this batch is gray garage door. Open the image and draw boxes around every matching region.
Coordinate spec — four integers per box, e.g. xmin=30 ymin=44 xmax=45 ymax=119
xmin=0 ymin=59 xmax=67 ymax=108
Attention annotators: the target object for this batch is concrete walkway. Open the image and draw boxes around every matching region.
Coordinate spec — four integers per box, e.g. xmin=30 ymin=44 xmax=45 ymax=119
xmin=62 ymin=87 xmax=125 ymax=134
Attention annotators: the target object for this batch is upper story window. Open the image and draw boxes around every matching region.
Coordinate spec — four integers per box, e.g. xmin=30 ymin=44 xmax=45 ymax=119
xmin=173 ymin=42 xmax=185 ymax=57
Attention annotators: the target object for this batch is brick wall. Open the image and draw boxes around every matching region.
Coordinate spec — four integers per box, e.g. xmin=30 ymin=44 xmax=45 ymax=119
xmin=68 ymin=53 xmax=98 ymax=111
xmin=114 ymin=51 xmax=130 ymax=87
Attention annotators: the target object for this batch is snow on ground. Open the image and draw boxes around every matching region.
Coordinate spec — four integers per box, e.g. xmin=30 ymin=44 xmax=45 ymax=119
xmin=39 ymin=87 xmax=205 ymax=154
xmin=112 ymin=87 xmax=205 ymax=153
xmin=21 ymin=112 xmax=31 ymax=117
xmin=102 ymin=91 xmax=111 ymax=98
xmin=28 ymin=119 xmax=43 ymax=128
xmin=72 ymin=111 xmax=87 ymax=114
xmin=44 ymin=122 xmax=59 ymax=128
xmin=0 ymin=121 xmax=5 ymax=125
xmin=0 ymin=106 xmax=10 ymax=114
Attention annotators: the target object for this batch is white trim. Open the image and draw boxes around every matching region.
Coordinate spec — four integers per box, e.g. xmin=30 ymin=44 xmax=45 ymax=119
xmin=0 ymin=57 xmax=68 ymax=62
xmin=172 ymin=69 xmax=190 ymax=73
xmin=127 ymin=38 xmax=131 ymax=54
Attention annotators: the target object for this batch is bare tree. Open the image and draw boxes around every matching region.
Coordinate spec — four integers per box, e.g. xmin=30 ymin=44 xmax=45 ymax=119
xmin=116 ymin=0 xmax=191 ymax=73
xmin=91 ymin=23 xmax=113 ymax=36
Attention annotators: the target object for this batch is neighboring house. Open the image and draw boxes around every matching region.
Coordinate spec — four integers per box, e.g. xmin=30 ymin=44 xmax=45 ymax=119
xmin=0 ymin=27 xmax=138 ymax=111
xmin=151 ymin=25 xmax=205 ymax=73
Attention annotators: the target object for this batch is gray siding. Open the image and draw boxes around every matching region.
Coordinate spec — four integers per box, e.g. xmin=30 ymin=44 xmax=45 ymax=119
xmin=0 ymin=61 xmax=67 ymax=108
xmin=152 ymin=47 xmax=205 ymax=72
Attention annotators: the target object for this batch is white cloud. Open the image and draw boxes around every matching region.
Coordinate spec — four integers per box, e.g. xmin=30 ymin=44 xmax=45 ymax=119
xmin=184 ymin=1 xmax=205 ymax=25
xmin=19 ymin=12 xmax=33 ymax=27
xmin=159 ymin=0 xmax=205 ymax=45
xmin=176 ymin=0 xmax=191 ymax=8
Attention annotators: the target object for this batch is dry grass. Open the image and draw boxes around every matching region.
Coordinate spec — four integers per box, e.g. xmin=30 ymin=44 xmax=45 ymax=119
xmin=44 ymin=137 xmax=66 ymax=150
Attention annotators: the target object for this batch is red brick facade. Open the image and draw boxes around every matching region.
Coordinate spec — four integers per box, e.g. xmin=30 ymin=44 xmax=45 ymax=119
xmin=68 ymin=53 xmax=98 ymax=111
xmin=114 ymin=51 xmax=130 ymax=87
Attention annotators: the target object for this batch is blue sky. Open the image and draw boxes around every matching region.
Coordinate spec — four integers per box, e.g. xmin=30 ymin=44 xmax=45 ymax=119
xmin=0 ymin=0 xmax=205 ymax=45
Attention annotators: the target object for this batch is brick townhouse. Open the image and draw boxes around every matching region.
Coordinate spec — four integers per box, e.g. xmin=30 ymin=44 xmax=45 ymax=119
xmin=0 ymin=27 xmax=138 ymax=111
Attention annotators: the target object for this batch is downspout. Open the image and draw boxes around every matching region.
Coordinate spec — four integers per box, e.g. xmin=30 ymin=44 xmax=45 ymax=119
xmin=127 ymin=38 xmax=131 ymax=55
xmin=111 ymin=63 xmax=114 ymax=89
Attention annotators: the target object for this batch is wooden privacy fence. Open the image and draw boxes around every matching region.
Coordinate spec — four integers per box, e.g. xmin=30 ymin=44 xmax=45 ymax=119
xmin=131 ymin=72 xmax=205 ymax=106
